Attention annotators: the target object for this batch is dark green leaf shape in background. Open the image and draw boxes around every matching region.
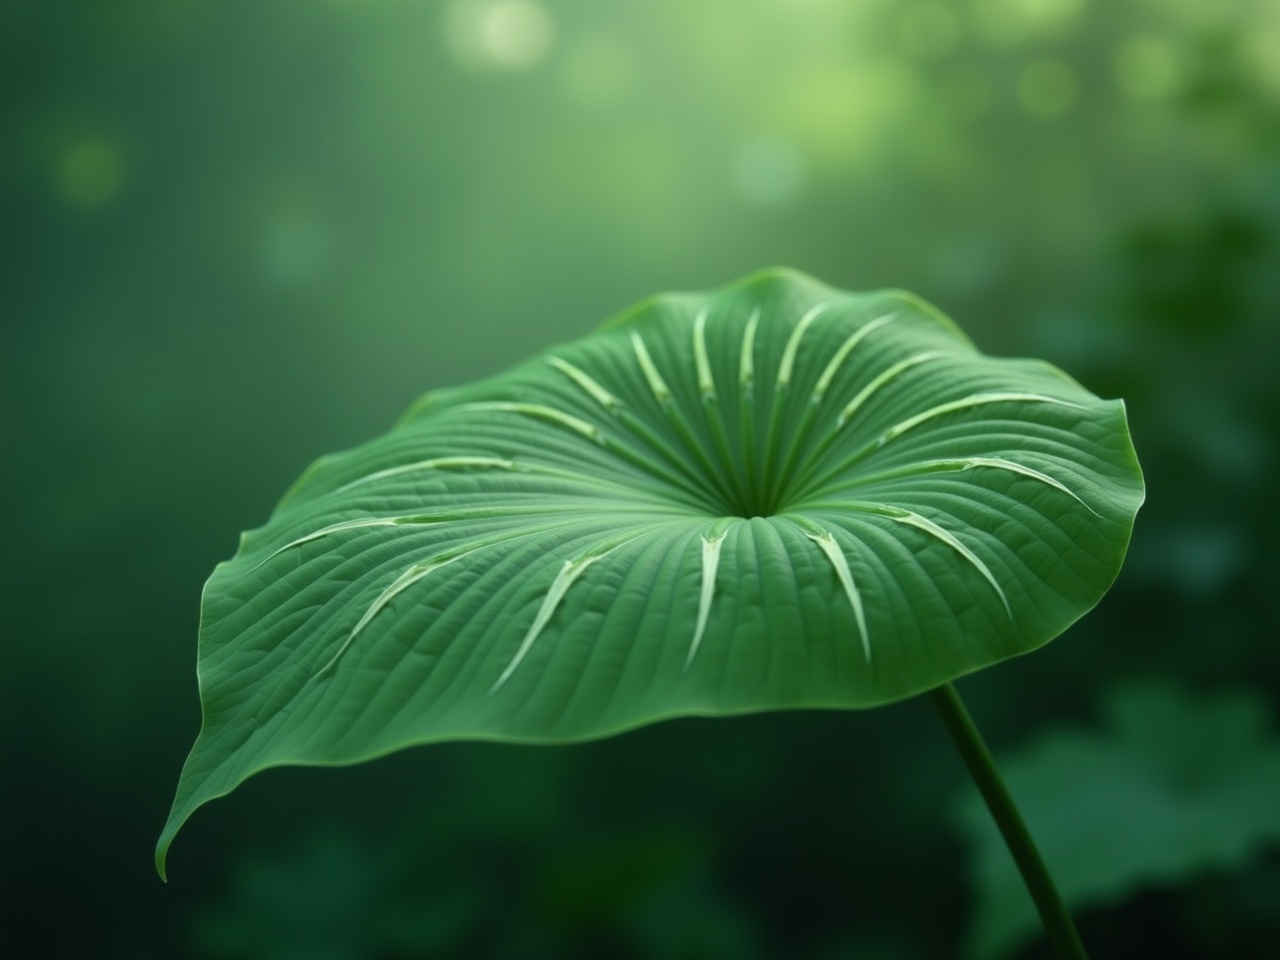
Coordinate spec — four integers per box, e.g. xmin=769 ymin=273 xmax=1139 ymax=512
xmin=158 ymin=269 xmax=1143 ymax=876
xmin=957 ymin=680 xmax=1280 ymax=960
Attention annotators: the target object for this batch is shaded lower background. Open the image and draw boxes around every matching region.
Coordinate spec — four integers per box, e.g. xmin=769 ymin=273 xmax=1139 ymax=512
xmin=3 ymin=1 xmax=1279 ymax=958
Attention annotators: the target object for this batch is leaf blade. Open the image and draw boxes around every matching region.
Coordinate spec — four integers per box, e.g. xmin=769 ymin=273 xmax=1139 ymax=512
xmin=158 ymin=269 xmax=1144 ymax=876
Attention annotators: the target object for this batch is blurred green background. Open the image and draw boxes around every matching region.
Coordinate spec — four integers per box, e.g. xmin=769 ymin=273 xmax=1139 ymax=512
xmin=3 ymin=1 xmax=1279 ymax=957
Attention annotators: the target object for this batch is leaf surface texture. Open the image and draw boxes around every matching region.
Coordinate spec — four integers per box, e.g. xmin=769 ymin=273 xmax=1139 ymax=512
xmin=158 ymin=269 xmax=1144 ymax=874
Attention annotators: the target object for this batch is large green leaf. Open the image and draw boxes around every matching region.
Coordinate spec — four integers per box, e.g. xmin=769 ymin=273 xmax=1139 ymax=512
xmin=158 ymin=268 xmax=1143 ymax=876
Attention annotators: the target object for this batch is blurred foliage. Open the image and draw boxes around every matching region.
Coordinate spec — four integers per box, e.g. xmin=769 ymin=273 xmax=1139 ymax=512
xmin=957 ymin=681 xmax=1280 ymax=959
xmin=2 ymin=0 xmax=1279 ymax=957
xmin=192 ymin=831 xmax=482 ymax=960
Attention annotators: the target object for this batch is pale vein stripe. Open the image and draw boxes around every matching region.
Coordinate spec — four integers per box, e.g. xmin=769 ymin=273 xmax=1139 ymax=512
xmin=256 ymin=516 xmax=411 ymax=567
xmin=880 ymin=392 xmax=1086 ymax=445
xmin=629 ymin=332 xmax=672 ymax=407
xmin=693 ymin=308 xmax=715 ymax=401
xmin=684 ymin=529 xmax=728 ymax=670
xmin=934 ymin=457 xmax=1102 ymax=516
xmin=836 ymin=351 xmax=943 ymax=429
xmin=339 ymin=456 xmax=665 ymax=505
xmin=739 ymin=308 xmax=760 ymax=390
xmin=489 ymin=538 xmax=635 ymax=693
xmin=313 ymin=546 xmax=481 ymax=677
xmin=337 ymin=456 xmax=515 ymax=494
xmin=777 ymin=302 xmax=827 ymax=390
xmin=258 ymin=504 xmax=633 ymax=569
xmin=461 ymin=401 xmax=604 ymax=443
xmin=811 ymin=312 xmax=897 ymax=404
xmin=805 ymin=530 xmax=871 ymax=662
xmin=548 ymin=357 xmax=622 ymax=412
xmin=884 ymin=509 xmax=1012 ymax=618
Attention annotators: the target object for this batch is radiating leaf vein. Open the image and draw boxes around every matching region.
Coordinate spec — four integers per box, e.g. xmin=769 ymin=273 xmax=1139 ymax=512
xmin=942 ymin=457 xmax=1101 ymax=516
xmin=685 ymin=527 xmax=729 ymax=670
xmin=630 ymin=332 xmax=672 ymax=408
xmin=461 ymin=401 xmax=605 ymax=444
xmin=811 ymin=311 xmax=897 ymax=404
xmin=548 ymin=357 xmax=623 ymax=412
xmin=255 ymin=517 xmax=414 ymax=567
xmin=882 ymin=508 xmax=1012 ymax=618
xmin=739 ymin=307 xmax=759 ymax=392
xmin=803 ymin=528 xmax=871 ymax=661
xmin=336 ymin=457 xmax=516 ymax=494
xmin=836 ymin=350 xmax=943 ymax=428
xmin=259 ymin=504 xmax=662 ymax=570
xmin=693 ymin=308 xmax=716 ymax=402
xmin=880 ymin=392 xmax=1085 ymax=445
xmin=313 ymin=546 xmax=484 ymax=677
xmin=777 ymin=302 xmax=827 ymax=390
xmin=489 ymin=538 xmax=636 ymax=693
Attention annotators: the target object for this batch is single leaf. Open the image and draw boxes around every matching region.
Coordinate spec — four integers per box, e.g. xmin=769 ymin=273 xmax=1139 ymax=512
xmin=957 ymin=681 xmax=1280 ymax=960
xmin=158 ymin=268 xmax=1143 ymax=876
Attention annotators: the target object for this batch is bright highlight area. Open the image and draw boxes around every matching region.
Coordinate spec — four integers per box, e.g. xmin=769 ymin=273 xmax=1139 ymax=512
xmin=446 ymin=0 xmax=554 ymax=71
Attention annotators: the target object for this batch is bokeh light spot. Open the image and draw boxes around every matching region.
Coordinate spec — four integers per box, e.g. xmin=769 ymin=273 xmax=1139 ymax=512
xmin=445 ymin=0 xmax=553 ymax=72
xmin=56 ymin=138 xmax=126 ymax=207
xmin=774 ymin=61 xmax=918 ymax=171
xmin=971 ymin=0 xmax=1086 ymax=45
xmin=481 ymin=0 xmax=552 ymax=69
xmin=1241 ymin=30 xmax=1280 ymax=99
xmin=1017 ymin=59 xmax=1079 ymax=119
xmin=731 ymin=137 xmax=806 ymax=207
xmin=1114 ymin=36 xmax=1180 ymax=100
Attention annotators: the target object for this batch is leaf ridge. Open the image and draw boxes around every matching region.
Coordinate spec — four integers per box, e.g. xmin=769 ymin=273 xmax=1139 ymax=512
xmin=336 ymin=457 xmax=516 ymax=494
xmin=763 ymin=303 xmax=827 ymax=511
xmin=738 ymin=308 xmax=762 ymax=511
xmin=685 ymin=525 xmax=731 ymax=670
xmin=790 ymin=519 xmax=871 ymax=662
xmin=811 ymin=311 xmax=897 ymax=403
xmin=877 ymin=506 xmax=1012 ymax=619
xmin=880 ymin=392 xmax=1086 ymax=445
xmin=461 ymin=401 xmax=606 ymax=444
xmin=817 ymin=457 xmax=1102 ymax=518
xmin=312 ymin=546 xmax=482 ymax=677
xmin=836 ymin=351 xmax=945 ymax=429
xmin=693 ymin=308 xmax=715 ymax=401
xmin=629 ymin=332 xmax=672 ymax=408
xmin=489 ymin=535 xmax=640 ymax=693
xmin=793 ymin=391 xmax=1089 ymax=500
xmin=777 ymin=302 xmax=827 ymax=391
xmin=548 ymin=356 xmax=623 ymax=412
